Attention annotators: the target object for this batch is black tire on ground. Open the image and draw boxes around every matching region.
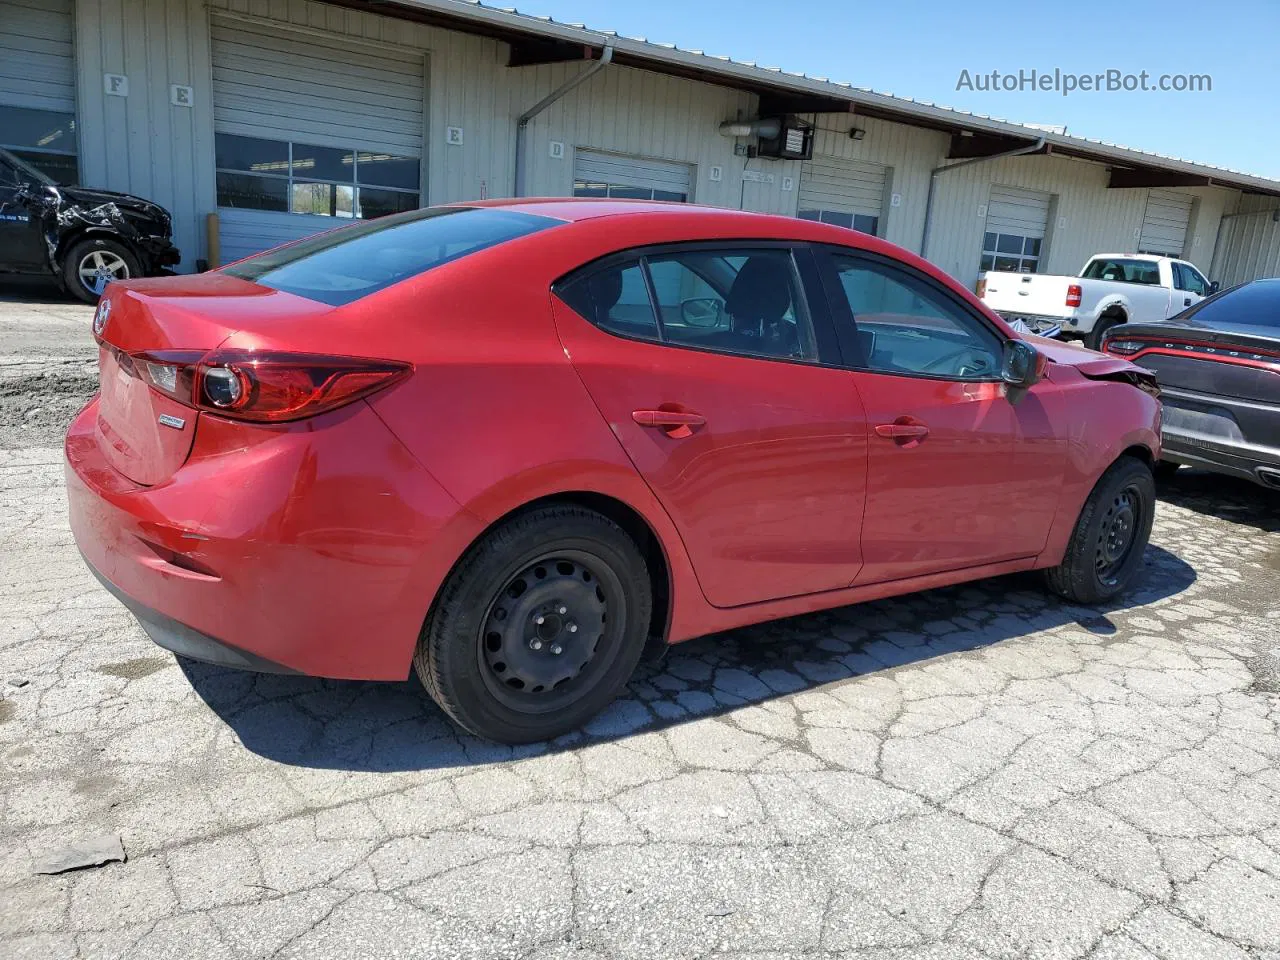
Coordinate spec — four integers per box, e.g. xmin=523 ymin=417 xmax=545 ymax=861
xmin=1043 ymin=455 xmax=1156 ymax=605
xmin=1084 ymin=314 xmax=1124 ymax=351
xmin=61 ymin=236 xmax=140 ymax=304
xmin=1152 ymin=460 xmax=1182 ymax=482
xmin=414 ymin=504 xmax=653 ymax=744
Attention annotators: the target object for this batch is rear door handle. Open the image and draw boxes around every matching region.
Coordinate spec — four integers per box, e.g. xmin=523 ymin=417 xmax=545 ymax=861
xmin=632 ymin=409 xmax=706 ymax=428
xmin=632 ymin=408 xmax=706 ymax=438
xmin=875 ymin=419 xmax=930 ymax=447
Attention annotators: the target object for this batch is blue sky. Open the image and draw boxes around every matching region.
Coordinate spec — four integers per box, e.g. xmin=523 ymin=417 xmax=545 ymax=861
xmin=520 ymin=0 xmax=1280 ymax=179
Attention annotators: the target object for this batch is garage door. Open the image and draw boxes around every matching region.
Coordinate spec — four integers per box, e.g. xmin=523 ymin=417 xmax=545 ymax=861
xmin=981 ymin=185 xmax=1051 ymax=274
xmin=798 ymin=157 xmax=887 ymax=235
xmin=572 ymin=150 xmax=691 ymax=201
xmin=0 ymin=0 xmax=78 ymax=182
xmin=211 ymin=15 xmax=425 ymax=263
xmin=1139 ymin=189 xmax=1193 ymax=258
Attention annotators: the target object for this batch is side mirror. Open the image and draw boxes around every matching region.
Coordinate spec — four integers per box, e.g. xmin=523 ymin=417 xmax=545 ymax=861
xmin=1209 ymin=281 xmax=1221 ymax=294
xmin=1001 ymin=339 xmax=1046 ymax=388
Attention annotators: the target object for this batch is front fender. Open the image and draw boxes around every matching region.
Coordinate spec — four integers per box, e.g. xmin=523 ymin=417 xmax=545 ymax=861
xmin=1036 ymin=375 xmax=1160 ymax=567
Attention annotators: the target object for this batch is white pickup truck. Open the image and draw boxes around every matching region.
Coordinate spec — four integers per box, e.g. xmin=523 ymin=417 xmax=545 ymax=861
xmin=979 ymin=254 xmax=1218 ymax=349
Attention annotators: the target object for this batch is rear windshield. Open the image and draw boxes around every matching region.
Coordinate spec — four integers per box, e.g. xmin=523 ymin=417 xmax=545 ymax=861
xmin=1080 ymin=258 xmax=1162 ymax=285
xmin=1179 ymin=279 xmax=1280 ymax=327
xmin=224 ymin=206 xmax=561 ymax=306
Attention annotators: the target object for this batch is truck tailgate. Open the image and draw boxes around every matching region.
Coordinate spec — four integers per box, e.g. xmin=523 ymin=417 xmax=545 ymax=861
xmin=982 ymin=271 xmax=1074 ymax=319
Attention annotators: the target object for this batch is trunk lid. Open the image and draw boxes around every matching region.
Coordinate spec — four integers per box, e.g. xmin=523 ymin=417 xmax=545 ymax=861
xmin=93 ymin=273 xmax=335 ymax=485
xmin=1115 ymin=320 xmax=1280 ymax=403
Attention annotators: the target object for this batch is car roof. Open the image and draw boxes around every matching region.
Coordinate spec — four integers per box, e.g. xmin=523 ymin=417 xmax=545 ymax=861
xmin=454 ymin=196 xmax=792 ymax=224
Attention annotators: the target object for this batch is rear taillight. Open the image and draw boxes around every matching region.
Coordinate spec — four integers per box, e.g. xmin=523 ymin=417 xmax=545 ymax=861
xmin=111 ymin=347 xmax=410 ymax=422
xmin=1065 ymin=284 xmax=1082 ymax=308
xmin=1102 ymin=339 xmax=1143 ymax=356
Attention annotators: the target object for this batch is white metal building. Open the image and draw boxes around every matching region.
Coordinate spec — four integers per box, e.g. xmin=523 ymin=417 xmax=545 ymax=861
xmin=4 ymin=0 xmax=1279 ymax=288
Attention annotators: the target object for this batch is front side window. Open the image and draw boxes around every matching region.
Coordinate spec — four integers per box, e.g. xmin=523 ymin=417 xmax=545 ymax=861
xmin=215 ymin=134 xmax=420 ymax=219
xmin=798 ymin=208 xmax=879 ymax=236
xmin=223 ymin=206 xmax=560 ymax=306
xmin=0 ymin=105 xmax=78 ymax=185
xmin=829 ymin=253 xmax=1003 ymax=380
xmin=1176 ymin=263 xmax=1208 ymax=296
xmin=980 ymin=232 xmax=1040 ymax=274
xmin=558 ymin=247 xmax=818 ymax=363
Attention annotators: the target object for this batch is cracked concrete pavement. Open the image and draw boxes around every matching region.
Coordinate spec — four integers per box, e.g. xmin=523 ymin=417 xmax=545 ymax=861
xmin=3 ymin=285 xmax=1280 ymax=959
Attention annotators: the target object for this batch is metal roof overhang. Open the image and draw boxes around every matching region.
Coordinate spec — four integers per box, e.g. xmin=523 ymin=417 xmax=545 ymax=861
xmin=334 ymin=0 xmax=1280 ymax=198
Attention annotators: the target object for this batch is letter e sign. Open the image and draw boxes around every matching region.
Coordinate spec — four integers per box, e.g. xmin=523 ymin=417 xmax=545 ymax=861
xmin=171 ymin=85 xmax=194 ymax=107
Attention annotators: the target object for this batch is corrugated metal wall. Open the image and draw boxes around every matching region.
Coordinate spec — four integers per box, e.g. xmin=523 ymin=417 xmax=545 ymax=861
xmin=1214 ymin=193 xmax=1280 ymax=287
xmin=54 ymin=0 xmax=1258 ymax=285
xmin=74 ymin=0 xmax=215 ymax=271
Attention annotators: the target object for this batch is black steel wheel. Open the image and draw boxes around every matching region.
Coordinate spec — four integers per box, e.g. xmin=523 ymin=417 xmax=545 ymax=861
xmin=1044 ymin=456 xmax=1155 ymax=604
xmin=1093 ymin=484 xmax=1143 ymax=587
xmin=415 ymin=504 xmax=652 ymax=743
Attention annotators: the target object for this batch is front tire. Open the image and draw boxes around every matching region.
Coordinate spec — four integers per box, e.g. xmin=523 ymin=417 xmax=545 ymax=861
xmin=1044 ymin=456 xmax=1155 ymax=605
xmin=415 ymin=505 xmax=653 ymax=744
xmin=62 ymin=236 xmax=140 ymax=304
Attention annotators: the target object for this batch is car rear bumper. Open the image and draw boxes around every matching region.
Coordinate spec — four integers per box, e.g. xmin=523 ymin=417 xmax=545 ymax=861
xmin=1160 ymin=387 xmax=1280 ymax=488
xmin=65 ymin=395 xmax=479 ymax=680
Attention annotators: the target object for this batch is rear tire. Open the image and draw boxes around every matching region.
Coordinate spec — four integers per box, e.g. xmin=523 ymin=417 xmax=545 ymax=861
xmin=414 ymin=505 xmax=653 ymax=744
xmin=1084 ymin=314 xmax=1124 ymax=351
xmin=1043 ymin=456 xmax=1155 ymax=605
xmin=62 ymin=236 xmax=140 ymax=304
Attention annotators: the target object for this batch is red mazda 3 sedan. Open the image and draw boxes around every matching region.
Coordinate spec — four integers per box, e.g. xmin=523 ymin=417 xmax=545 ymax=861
xmin=67 ymin=200 xmax=1161 ymax=743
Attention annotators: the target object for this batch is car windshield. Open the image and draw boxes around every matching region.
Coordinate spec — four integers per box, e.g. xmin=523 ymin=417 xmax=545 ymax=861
xmin=1178 ymin=279 xmax=1280 ymax=327
xmin=224 ymin=206 xmax=562 ymax=306
xmin=0 ymin=147 xmax=56 ymax=188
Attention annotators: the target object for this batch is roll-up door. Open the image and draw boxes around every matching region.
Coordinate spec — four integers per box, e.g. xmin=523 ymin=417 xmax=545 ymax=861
xmin=0 ymin=0 xmax=78 ymax=182
xmin=797 ymin=157 xmax=887 ymax=235
xmin=981 ymin=185 xmax=1051 ymax=274
xmin=1139 ymin=189 xmax=1193 ymax=258
xmin=572 ymin=150 xmax=692 ymax=202
xmin=210 ymin=15 xmax=425 ymax=263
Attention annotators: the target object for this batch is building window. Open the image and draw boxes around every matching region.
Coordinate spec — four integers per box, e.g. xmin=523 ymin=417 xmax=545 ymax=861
xmin=0 ymin=105 xmax=78 ymax=185
xmin=798 ymin=209 xmax=879 ymax=236
xmin=981 ymin=232 xmax=1040 ymax=273
xmin=214 ymin=134 xmax=420 ymax=219
xmin=572 ymin=181 xmax=687 ymax=202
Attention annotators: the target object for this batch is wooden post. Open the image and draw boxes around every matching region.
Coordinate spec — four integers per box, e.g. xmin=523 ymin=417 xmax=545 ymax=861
xmin=205 ymin=212 xmax=220 ymax=270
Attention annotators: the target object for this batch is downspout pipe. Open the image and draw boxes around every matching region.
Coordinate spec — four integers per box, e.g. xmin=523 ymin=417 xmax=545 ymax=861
xmin=920 ymin=136 xmax=1047 ymax=264
xmin=514 ymin=45 xmax=614 ymax=197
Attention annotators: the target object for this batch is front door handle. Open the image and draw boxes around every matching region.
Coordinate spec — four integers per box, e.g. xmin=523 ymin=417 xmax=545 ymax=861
xmin=632 ymin=408 xmax=706 ymax=438
xmin=1184 ymin=297 xmax=1193 ymax=306
xmin=875 ymin=419 xmax=930 ymax=448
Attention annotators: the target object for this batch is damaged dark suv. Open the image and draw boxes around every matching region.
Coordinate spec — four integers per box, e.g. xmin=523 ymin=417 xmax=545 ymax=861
xmin=0 ymin=147 xmax=181 ymax=303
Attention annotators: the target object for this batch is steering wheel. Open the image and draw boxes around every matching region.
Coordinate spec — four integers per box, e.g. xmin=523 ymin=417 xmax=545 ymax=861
xmin=920 ymin=346 xmax=995 ymax=378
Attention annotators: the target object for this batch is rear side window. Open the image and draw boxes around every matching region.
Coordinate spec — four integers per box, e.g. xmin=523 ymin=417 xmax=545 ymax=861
xmin=557 ymin=247 xmax=818 ymax=363
xmin=224 ymin=206 xmax=560 ymax=306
